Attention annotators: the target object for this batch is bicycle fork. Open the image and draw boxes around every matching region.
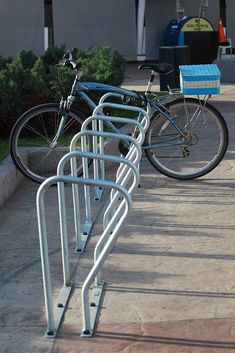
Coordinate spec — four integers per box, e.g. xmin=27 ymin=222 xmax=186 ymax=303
xmin=50 ymin=96 xmax=74 ymax=148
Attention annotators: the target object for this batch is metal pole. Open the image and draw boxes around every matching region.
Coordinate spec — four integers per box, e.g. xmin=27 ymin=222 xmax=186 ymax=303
xmin=82 ymin=193 xmax=132 ymax=336
xmin=36 ymin=186 xmax=56 ymax=336
xmin=57 ymin=181 xmax=71 ymax=285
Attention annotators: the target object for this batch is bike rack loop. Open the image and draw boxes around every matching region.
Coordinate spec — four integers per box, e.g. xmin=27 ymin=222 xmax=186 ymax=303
xmin=86 ymin=99 xmax=150 ymax=199
xmin=57 ymin=152 xmax=139 ymax=337
xmin=57 ymin=149 xmax=140 ymax=253
xmin=92 ymin=100 xmax=150 ymax=158
xmin=80 ymin=115 xmax=145 ymax=193
xmin=36 ymin=153 xmax=138 ymax=337
xmin=97 ymin=97 xmax=148 ymax=185
xmin=96 ymin=92 xmax=151 ymax=178
xmin=97 ymin=92 xmax=151 ymax=158
xmin=69 ymin=129 xmax=142 ymax=252
xmin=98 ymin=92 xmax=152 ymax=125
xmin=73 ymin=116 xmax=144 ymax=192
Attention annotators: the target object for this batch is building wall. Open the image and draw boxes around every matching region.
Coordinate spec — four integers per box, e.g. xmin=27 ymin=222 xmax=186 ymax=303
xmin=146 ymin=0 xmax=176 ymax=59
xmin=225 ymin=0 xmax=235 ymax=46
xmin=0 ymin=0 xmax=223 ymax=60
xmin=52 ymin=0 xmax=137 ymax=61
xmin=182 ymin=0 xmax=219 ymax=28
xmin=52 ymin=0 xmax=220 ymax=61
xmin=0 ymin=0 xmax=44 ymax=57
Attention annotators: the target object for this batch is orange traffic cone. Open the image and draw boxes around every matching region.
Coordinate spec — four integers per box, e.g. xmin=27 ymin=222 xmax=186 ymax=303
xmin=218 ymin=16 xmax=227 ymax=44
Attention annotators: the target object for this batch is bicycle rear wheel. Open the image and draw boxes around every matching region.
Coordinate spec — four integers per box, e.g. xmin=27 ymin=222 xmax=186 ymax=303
xmin=145 ymin=97 xmax=228 ymax=179
xmin=10 ymin=103 xmax=89 ymax=183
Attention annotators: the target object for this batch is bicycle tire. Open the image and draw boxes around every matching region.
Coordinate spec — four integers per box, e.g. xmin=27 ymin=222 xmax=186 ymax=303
xmin=10 ymin=103 xmax=92 ymax=184
xmin=144 ymin=97 xmax=229 ymax=180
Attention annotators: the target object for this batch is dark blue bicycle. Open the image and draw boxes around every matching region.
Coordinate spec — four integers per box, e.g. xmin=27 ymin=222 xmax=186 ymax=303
xmin=10 ymin=50 xmax=228 ymax=183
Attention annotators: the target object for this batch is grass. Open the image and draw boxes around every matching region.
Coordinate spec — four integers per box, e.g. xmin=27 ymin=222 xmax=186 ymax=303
xmin=0 ymin=139 xmax=10 ymax=163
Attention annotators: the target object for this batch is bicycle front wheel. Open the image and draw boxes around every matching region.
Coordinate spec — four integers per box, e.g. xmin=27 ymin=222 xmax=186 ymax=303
xmin=10 ymin=103 xmax=87 ymax=183
xmin=145 ymin=98 xmax=229 ymax=179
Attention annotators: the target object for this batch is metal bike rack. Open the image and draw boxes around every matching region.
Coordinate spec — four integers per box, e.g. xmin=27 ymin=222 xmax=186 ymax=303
xmin=80 ymin=114 xmax=147 ymax=164
xmin=93 ymin=92 xmax=151 ymax=194
xmin=36 ymin=94 xmax=150 ymax=338
xmin=36 ymin=150 xmax=139 ymax=337
xmin=98 ymin=91 xmax=152 ymax=119
xmin=60 ymin=141 xmax=141 ymax=253
xmin=80 ymin=115 xmax=145 ymax=191
xmin=58 ymin=151 xmax=140 ymax=336
xmin=69 ymin=121 xmax=145 ymax=252
xmin=90 ymin=98 xmax=150 ymax=199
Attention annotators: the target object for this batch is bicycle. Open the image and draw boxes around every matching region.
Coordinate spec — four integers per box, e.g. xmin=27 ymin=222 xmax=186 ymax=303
xmin=9 ymin=49 xmax=229 ymax=184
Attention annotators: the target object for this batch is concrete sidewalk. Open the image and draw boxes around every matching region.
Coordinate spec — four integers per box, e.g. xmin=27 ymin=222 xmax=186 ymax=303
xmin=1 ymin=65 xmax=235 ymax=353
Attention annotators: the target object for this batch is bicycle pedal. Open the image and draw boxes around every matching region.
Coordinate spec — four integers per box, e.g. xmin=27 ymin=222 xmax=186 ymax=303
xmin=118 ymin=141 xmax=130 ymax=156
xmin=183 ymin=148 xmax=190 ymax=157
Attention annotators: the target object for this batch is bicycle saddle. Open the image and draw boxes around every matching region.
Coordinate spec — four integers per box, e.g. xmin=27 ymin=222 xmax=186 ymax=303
xmin=138 ymin=62 xmax=174 ymax=75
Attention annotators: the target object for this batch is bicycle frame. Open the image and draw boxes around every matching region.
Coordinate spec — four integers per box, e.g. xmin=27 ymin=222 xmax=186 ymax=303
xmin=55 ymin=75 xmax=190 ymax=150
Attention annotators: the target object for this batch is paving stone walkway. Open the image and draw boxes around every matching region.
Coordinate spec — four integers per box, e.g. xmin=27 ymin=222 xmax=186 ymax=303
xmin=1 ymin=64 xmax=235 ymax=353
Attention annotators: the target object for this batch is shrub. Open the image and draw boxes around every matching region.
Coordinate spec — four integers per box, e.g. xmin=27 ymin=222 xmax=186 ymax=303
xmin=0 ymin=54 xmax=46 ymax=136
xmin=42 ymin=45 xmax=66 ymax=68
xmin=0 ymin=55 xmax=11 ymax=70
xmin=19 ymin=50 xmax=38 ymax=70
xmin=0 ymin=46 xmax=126 ymax=137
xmin=31 ymin=57 xmax=52 ymax=102
xmin=0 ymin=54 xmax=46 ymax=113
xmin=79 ymin=46 xmax=126 ymax=85
xmin=48 ymin=46 xmax=126 ymax=99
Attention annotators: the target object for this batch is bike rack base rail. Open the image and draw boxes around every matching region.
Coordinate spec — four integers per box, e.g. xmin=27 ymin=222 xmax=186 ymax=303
xmin=81 ymin=281 xmax=105 ymax=337
xmin=45 ymin=284 xmax=74 ymax=338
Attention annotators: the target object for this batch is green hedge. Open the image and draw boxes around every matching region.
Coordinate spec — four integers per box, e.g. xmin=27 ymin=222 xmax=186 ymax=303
xmin=0 ymin=46 xmax=126 ymax=137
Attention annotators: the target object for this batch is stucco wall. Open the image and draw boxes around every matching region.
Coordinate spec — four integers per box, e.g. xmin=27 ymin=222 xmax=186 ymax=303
xmin=0 ymin=0 xmax=222 ymax=60
xmin=225 ymin=0 xmax=235 ymax=47
xmin=0 ymin=0 xmax=44 ymax=57
xmin=52 ymin=0 xmax=137 ymax=61
xmin=182 ymin=0 xmax=219 ymax=28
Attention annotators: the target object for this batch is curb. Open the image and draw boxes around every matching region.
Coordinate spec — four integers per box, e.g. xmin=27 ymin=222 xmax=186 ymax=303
xmin=0 ymin=138 xmax=120 ymax=208
xmin=0 ymin=155 xmax=25 ymax=207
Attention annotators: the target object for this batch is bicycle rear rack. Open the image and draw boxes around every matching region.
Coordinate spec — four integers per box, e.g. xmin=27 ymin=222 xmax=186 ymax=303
xmin=36 ymin=93 xmax=150 ymax=337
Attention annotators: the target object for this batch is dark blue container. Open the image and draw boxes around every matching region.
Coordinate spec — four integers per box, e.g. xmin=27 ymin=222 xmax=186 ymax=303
xmin=163 ymin=17 xmax=216 ymax=64
xmin=164 ymin=17 xmax=214 ymax=46
xmin=164 ymin=17 xmax=192 ymax=46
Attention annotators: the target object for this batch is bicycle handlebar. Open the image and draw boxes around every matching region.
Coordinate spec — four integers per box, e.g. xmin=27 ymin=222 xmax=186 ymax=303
xmin=61 ymin=48 xmax=82 ymax=70
xmin=63 ymin=59 xmax=82 ymax=70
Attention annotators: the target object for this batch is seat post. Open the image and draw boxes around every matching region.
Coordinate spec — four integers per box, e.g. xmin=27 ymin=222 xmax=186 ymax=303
xmin=146 ymin=71 xmax=155 ymax=93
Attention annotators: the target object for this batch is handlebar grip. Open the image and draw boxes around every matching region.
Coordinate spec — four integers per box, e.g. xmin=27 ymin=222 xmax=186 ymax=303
xmin=63 ymin=59 xmax=82 ymax=70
